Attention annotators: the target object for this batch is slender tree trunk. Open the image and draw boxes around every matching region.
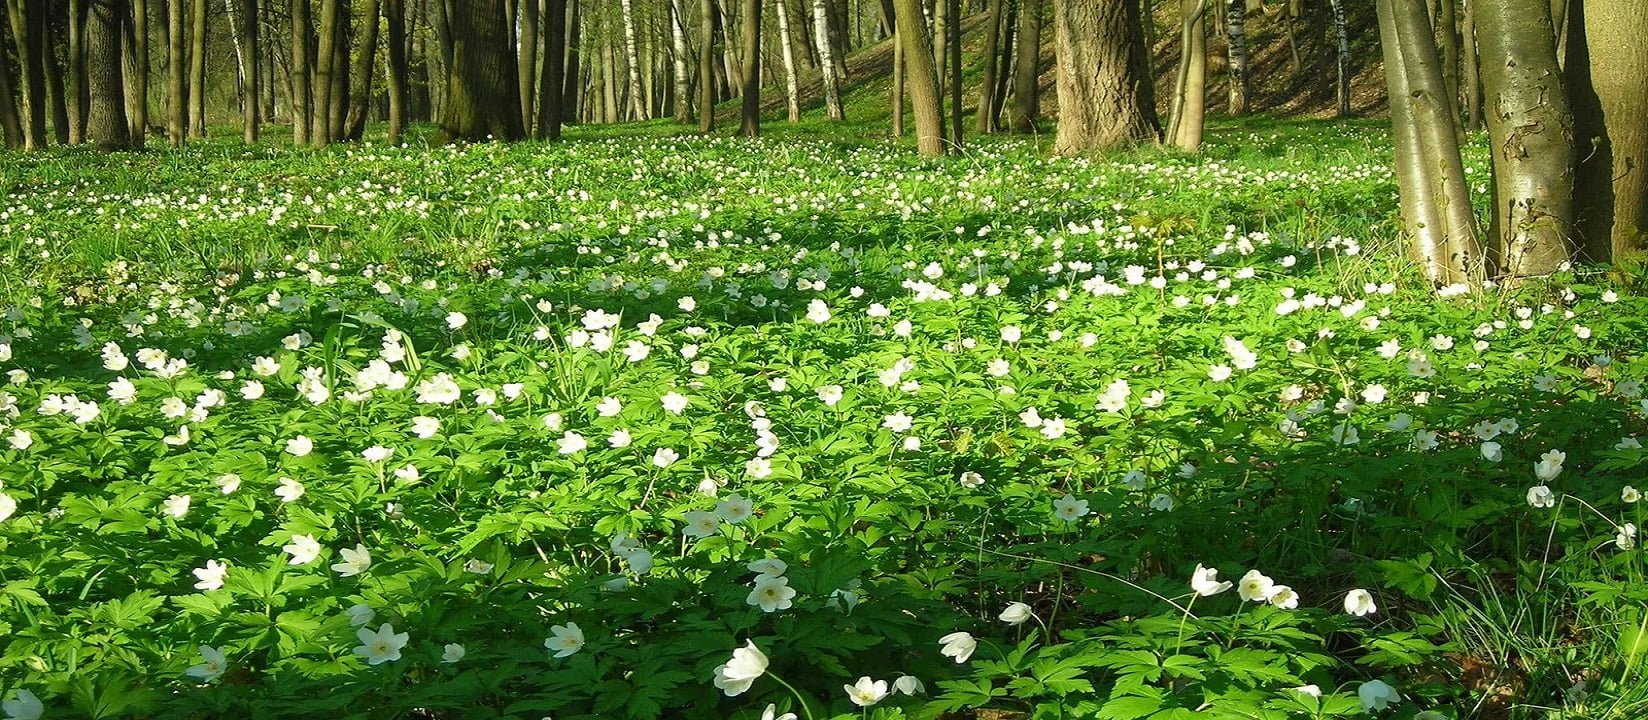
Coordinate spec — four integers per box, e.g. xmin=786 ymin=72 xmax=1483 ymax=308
xmin=44 ymin=20 xmax=69 ymax=144
xmin=891 ymin=13 xmax=904 ymax=135
xmin=947 ymin=0 xmax=961 ymax=146
xmin=1283 ymin=0 xmax=1301 ymax=72
xmin=69 ymin=0 xmax=89 ymax=143
xmin=168 ymin=0 xmax=187 ymax=146
xmin=618 ymin=0 xmax=647 ymax=120
xmin=892 ymin=0 xmax=942 ymax=153
xmin=1438 ymin=0 xmax=1459 ymax=125
xmin=385 ymin=0 xmax=407 ymax=142
xmin=1474 ymin=0 xmax=1572 ymax=277
xmin=516 ymin=0 xmax=537 ymax=132
xmin=738 ymin=0 xmax=761 ymax=135
xmin=775 ymin=0 xmax=801 ymax=121
xmin=0 ymin=27 xmax=21 ymax=148
xmin=1328 ymin=0 xmax=1349 ymax=116
xmin=311 ymin=0 xmax=340 ymax=144
xmin=932 ymin=0 xmax=947 ymax=99
xmin=439 ymin=0 xmax=523 ymax=140
xmin=670 ymin=0 xmax=692 ymax=122
xmin=600 ymin=28 xmax=616 ymax=121
xmin=1009 ymin=0 xmax=1040 ymax=133
xmin=1568 ymin=0 xmax=1648 ymax=260
xmin=229 ymin=0 xmax=260 ymax=142
xmin=993 ymin=0 xmax=1014 ymax=123
xmin=1167 ymin=0 xmax=1206 ymax=151
xmin=562 ymin=0 xmax=581 ymax=122
xmin=345 ymin=0 xmax=380 ymax=140
xmin=1226 ymin=0 xmax=1247 ymax=115
xmin=327 ymin=2 xmax=348 ymax=140
xmin=1380 ymin=0 xmax=1445 ymax=279
xmin=87 ymin=0 xmax=132 ymax=150
xmin=1460 ymin=0 xmax=1482 ymax=130
xmin=1053 ymin=0 xmax=1158 ymax=154
xmin=121 ymin=0 xmax=148 ymax=148
xmin=975 ymin=0 xmax=1004 ymax=132
xmin=189 ymin=0 xmax=206 ymax=137
xmin=538 ymin=0 xmax=566 ymax=137
xmin=8 ymin=0 xmax=49 ymax=149
xmin=814 ymin=0 xmax=844 ymax=119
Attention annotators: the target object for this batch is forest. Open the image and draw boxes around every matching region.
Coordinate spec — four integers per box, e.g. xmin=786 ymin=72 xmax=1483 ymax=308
xmin=1 ymin=0 xmax=1647 ymax=718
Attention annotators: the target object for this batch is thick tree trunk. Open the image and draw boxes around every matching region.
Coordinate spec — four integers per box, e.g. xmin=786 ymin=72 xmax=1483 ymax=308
xmin=69 ymin=0 xmax=89 ymax=143
xmin=327 ymin=3 xmax=348 ymax=141
xmin=814 ymin=0 xmax=844 ymax=119
xmin=385 ymin=0 xmax=407 ymax=142
xmin=311 ymin=0 xmax=340 ymax=145
xmin=0 ymin=28 xmax=21 ymax=148
xmin=1226 ymin=0 xmax=1247 ymax=115
xmin=290 ymin=0 xmax=311 ymax=144
xmin=1474 ymin=0 xmax=1573 ymax=277
xmin=1380 ymin=0 xmax=1482 ymax=283
xmin=975 ymin=0 xmax=1004 ymax=132
xmin=123 ymin=0 xmax=148 ymax=149
xmin=538 ymin=0 xmax=567 ymax=137
xmin=1053 ymin=0 xmax=1158 ymax=154
xmin=892 ymin=0 xmax=942 ymax=153
xmin=87 ymin=0 xmax=132 ymax=150
xmin=345 ymin=0 xmax=380 ymax=141
xmin=738 ymin=0 xmax=761 ymax=136
xmin=1567 ymin=0 xmax=1648 ymax=260
xmin=229 ymin=0 xmax=260 ymax=143
xmin=439 ymin=0 xmax=524 ymax=141
xmin=7 ymin=0 xmax=49 ymax=149
xmin=619 ymin=0 xmax=647 ymax=120
xmin=1379 ymin=0 xmax=1445 ymax=278
xmin=189 ymin=0 xmax=206 ymax=137
xmin=1009 ymin=0 xmax=1040 ymax=133
xmin=671 ymin=0 xmax=692 ymax=122
xmin=168 ymin=0 xmax=187 ymax=146
xmin=1167 ymin=0 xmax=1206 ymax=151
xmin=775 ymin=0 xmax=801 ymax=121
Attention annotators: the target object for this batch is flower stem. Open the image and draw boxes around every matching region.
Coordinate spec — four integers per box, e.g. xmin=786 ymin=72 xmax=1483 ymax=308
xmin=767 ymin=672 xmax=817 ymax=720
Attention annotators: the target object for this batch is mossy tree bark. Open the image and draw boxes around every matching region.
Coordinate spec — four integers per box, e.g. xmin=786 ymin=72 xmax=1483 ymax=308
xmin=439 ymin=0 xmax=525 ymax=142
xmin=386 ymin=0 xmax=408 ymax=143
xmin=86 ymin=0 xmax=132 ymax=150
xmin=1009 ymin=0 xmax=1041 ymax=133
xmin=698 ymin=0 xmax=717 ymax=131
xmin=289 ymin=0 xmax=311 ymax=145
xmin=1053 ymin=0 xmax=1159 ymax=154
xmin=1567 ymin=0 xmax=1648 ymax=260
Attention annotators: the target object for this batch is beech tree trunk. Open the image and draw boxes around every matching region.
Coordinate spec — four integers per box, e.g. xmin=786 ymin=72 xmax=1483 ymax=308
xmin=7 ymin=0 xmax=48 ymax=149
xmin=947 ymin=0 xmax=961 ymax=146
xmin=386 ymin=0 xmax=408 ymax=143
xmin=539 ymin=0 xmax=567 ymax=138
xmin=122 ymin=0 xmax=147 ymax=149
xmin=1226 ymin=0 xmax=1247 ymax=116
xmin=1009 ymin=0 xmax=1040 ymax=133
xmin=1567 ymin=0 xmax=1647 ymax=260
xmin=1438 ymin=0 xmax=1460 ymax=128
xmin=44 ymin=19 xmax=68 ymax=144
xmin=1474 ymin=0 xmax=1573 ymax=277
xmin=87 ymin=0 xmax=132 ymax=150
xmin=814 ymin=0 xmax=844 ymax=119
xmin=291 ymin=0 xmax=311 ymax=145
xmin=1461 ymin=0 xmax=1481 ymax=129
xmin=69 ymin=0 xmax=89 ymax=143
xmin=311 ymin=0 xmax=340 ymax=145
xmin=738 ymin=0 xmax=761 ymax=136
xmin=562 ymin=0 xmax=580 ymax=122
xmin=891 ymin=8 xmax=904 ymax=135
xmin=345 ymin=0 xmax=380 ymax=141
xmin=439 ymin=0 xmax=524 ymax=141
xmin=1167 ymin=0 xmax=1207 ymax=151
xmin=189 ymin=0 xmax=206 ymax=137
xmin=1053 ymin=0 xmax=1158 ymax=154
xmin=975 ymin=0 xmax=1004 ymax=132
xmin=230 ymin=0 xmax=260 ymax=143
xmin=892 ymin=0 xmax=943 ymax=153
xmin=517 ymin=0 xmax=538 ymax=132
xmin=168 ymin=0 xmax=187 ymax=146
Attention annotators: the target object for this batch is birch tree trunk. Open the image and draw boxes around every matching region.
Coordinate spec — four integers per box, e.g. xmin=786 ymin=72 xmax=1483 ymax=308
xmin=1328 ymin=0 xmax=1349 ymax=116
xmin=776 ymin=0 xmax=802 ymax=121
xmin=1567 ymin=0 xmax=1648 ymax=260
xmin=671 ymin=0 xmax=693 ymax=122
xmin=620 ymin=0 xmax=648 ymax=120
xmin=814 ymin=0 xmax=845 ymax=119
xmin=892 ymin=0 xmax=943 ymax=154
xmin=1225 ymin=0 xmax=1247 ymax=116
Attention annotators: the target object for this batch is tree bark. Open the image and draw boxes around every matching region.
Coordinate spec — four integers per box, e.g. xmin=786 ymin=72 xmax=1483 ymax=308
xmin=1566 ymin=0 xmax=1645 ymax=260
xmin=514 ymin=0 xmax=537 ymax=132
xmin=345 ymin=0 xmax=380 ymax=141
xmin=891 ymin=8 xmax=904 ymax=135
xmin=44 ymin=17 xmax=69 ymax=144
xmin=167 ymin=0 xmax=186 ymax=146
xmin=289 ymin=0 xmax=311 ymax=144
xmin=69 ymin=0 xmax=89 ymax=143
xmin=947 ymin=0 xmax=961 ymax=146
xmin=775 ymin=0 xmax=801 ymax=121
xmin=619 ymin=0 xmax=647 ymax=120
xmin=538 ymin=0 xmax=567 ymax=137
xmin=0 ymin=23 xmax=21 ymax=149
xmin=698 ymin=0 xmax=717 ymax=130
xmin=1053 ymin=0 xmax=1158 ymax=154
xmin=120 ymin=0 xmax=148 ymax=148
xmin=1166 ymin=0 xmax=1206 ymax=151
xmin=562 ymin=0 xmax=580 ymax=122
xmin=189 ymin=0 xmax=206 ymax=137
xmin=1226 ymin=0 xmax=1247 ymax=115
xmin=1009 ymin=0 xmax=1040 ymax=133
xmin=87 ymin=0 xmax=132 ymax=150
xmin=738 ymin=0 xmax=761 ymax=136
xmin=385 ymin=0 xmax=407 ymax=142
xmin=671 ymin=0 xmax=692 ymax=122
xmin=893 ymin=0 xmax=943 ymax=153
xmin=975 ymin=0 xmax=1004 ymax=132
xmin=1438 ymin=0 xmax=1460 ymax=127
xmin=7 ymin=0 xmax=49 ymax=149
xmin=1474 ymin=0 xmax=1573 ymax=277
xmin=994 ymin=0 xmax=1014 ymax=124
xmin=439 ymin=0 xmax=524 ymax=141
xmin=311 ymin=0 xmax=341 ymax=145
xmin=814 ymin=0 xmax=844 ymax=119
xmin=229 ymin=0 xmax=260 ymax=142
xmin=1328 ymin=0 xmax=1349 ymax=116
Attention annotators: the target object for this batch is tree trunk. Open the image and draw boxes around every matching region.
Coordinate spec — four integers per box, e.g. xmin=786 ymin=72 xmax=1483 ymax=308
xmin=738 ymin=0 xmax=761 ymax=136
xmin=229 ymin=0 xmax=260 ymax=142
xmin=1474 ymin=0 xmax=1573 ymax=277
xmin=1460 ymin=0 xmax=1481 ymax=129
xmin=1053 ymin=0 xmax=1158 ymax=154
xmin=892 ymin=0 xmax=942 ymax=153
xmin=1380 ymin=0 xmax=1445 ymax=279
xmin=8 ymin=0 xmax=49 ymax=149
xmin=188 ymin=0 xmax=206 ymax=137
xmin=44 ymin=12 xmax=69 ymax=144
xmin=1167 ymin=0 xmax=1206 ymax=151
xmin=311 ymin=0 xmax=340 ymax=145
xmin=891 ymin=10 xmax=904 ymax=135
xmin=1226 ymin=0 xmax=1247 ymax=115
xmin=289 ymin=0 xmax=310 ymax=143
xmin=0 ymin=25 xmax=21 ymax=149
xmin=69 ymin=0 xmax=89 ymax=143
xmin=1009 ymin=0 xmax=1040 ymax=133
xmin=619 ymin=0 xmax=647 ymax=120
xmin=1328 ymin=0 xmax=1349 ymax=116
xmin=947 ymin=0 xmax=961 ymax=146
xmin=511 ymin=0 xmax=535 ymax=133
xmin=1438 ymin=0 xmax=1459 ymax=126
xmin=775 ymin=0 xmax=801 ymax=121
xmin=87 ymin=0 xmax=132 ymax=150
xmin=439 ymin=0 xmax=524 ymax=141
xmin=1567 ymin=0 xmax=1648 ymax=260
xmin=538 ymin=0 xmax=566 ymax=137
xmin=385 ymin=0 xmax=407 ymax=142
xmin=122 ymin=0 xmax=148 ymax=148
xmin=345 ymin=0 xmax=380 ymax=141
xmin=814 ymin=0 xmax=844 ymax=119
xmin=167 ymin=0 xmax=186 ymax=147
xmin=932 ymin=0 xmax=947 ymax=100
xmin=562 ymin=0 xmax=581 ymax=122
xmin=671 ymin=0 xmax=692 ymax=122
xmin=975 ymin=0 xmax=1004 ymax=132
xmin=994 ymin=0 xmax=1014 ymax=124
xmin=327 ymin=3 xmax=348 ymax=140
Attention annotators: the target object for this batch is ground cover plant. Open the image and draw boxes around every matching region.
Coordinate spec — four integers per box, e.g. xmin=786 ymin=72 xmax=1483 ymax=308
xmin=1 ymin=120 xmax=1646 ymax=719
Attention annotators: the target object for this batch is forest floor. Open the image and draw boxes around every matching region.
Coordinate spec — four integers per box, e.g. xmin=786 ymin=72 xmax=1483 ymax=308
xmin=0 ymin=120 xmax=1646 ymax=719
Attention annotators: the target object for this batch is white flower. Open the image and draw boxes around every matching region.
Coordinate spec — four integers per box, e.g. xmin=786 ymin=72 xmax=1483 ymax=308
xmin=441 ymin=643 xmax=466 ymax=663
xmin=1617 ymin=523 xmax=1637 ymax=550
xmin=282 ymin=534 xmax=322 ymax=565
xmin=1237 ymin=569 xmax=1276 ymax=602
xmin=0 ymin=493 xmax=15 ymax=523
xmin=999 ymin=601 xmax=1034 ymax=625
xmin=715 ymin=494 xmax=754 ymax=523
xmin=545 ymin=622 xmax=585 ymax=658
xmin=1534 ymin=449 xmax=1565 ymax=481
xmin=747 ymin=575 xmax=797 ymax=612
xmin=712 ymin=640 xmax=769 ymax=696
xmin=845 ymin=676 xmax=889 ymax=707
xmin=1268 ymin=585 xmax=1299 ymax=609
xmin=285 ymin=435 xmax=314 ymax=457
xmin=1343 ymin=588 xmax=1378 ymax=616
xmin=1039 ymin=417 xmax=1068 ymax=439
xmin=805 ymin=299 xmax=831 ymax=323
xmin=556 ymin=431 xmax=587 ymax=454
xmin=661 ymin=391 xmax=689 ymax=414
xmin=1096 ymin=378 xmax=1130 ymax=412
xmin=275 ymin=477 xmax=305 ymax=503
xmin=1624 ymin=486 xmax=1641 ymax=504
xmin=354 ymin=623 xmax=409 ymax=665
xmin=186 ymin=645 xmax=229 ymax=682
xmin=1527 ymin=485 xmax=1557 ymax=508
xmin=817 ymin=385 xmax=844 ymax=406
xmin=1053 ymin=493 xmax=1089 ymax=522
xmin=748 ymin=558 xmax=788 ymax=578
xmin=652 ymin=447 xmax=680 ymax=468
xmin=2 ymin=690 xmax=42 ymax=720
xmin=362 ymin=445 xmax=393 ymax=463
xmin=1000 ymin=325 xmax=1021 ymax=343
xmin=682 ymin=510 xmax=719 ymax=538
xmin=1358 ymin=679 xmax=1401 ymax=712
xmin=893 ymin=675 xmax=925 ymax=695
xmin=745 ymin=457 xmax=773 ymax=478
xmin=958 ymin=471 xmax=985 ymax=489
xmin=939 ymin=632 xmax=977 ymax=663
xmin=1191 ymin=564 xmax=1232 ymax=596
xmin=162 ymin=494 xmax=191 ymax=519
xmin=445 ymin=311 xmax=467 ymax=329
xmin=346 ymin=604 xmax=375 ymax=627
xmin=331 ymin=543 xmax=372 ymax=576
xmin=192 ymin=560 xmax=228 ymax=590
xmin=1481 ymin=441 xmax=1503 ymax=462
xmin=1208 ymin=364 xmax=1232 ymax=382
